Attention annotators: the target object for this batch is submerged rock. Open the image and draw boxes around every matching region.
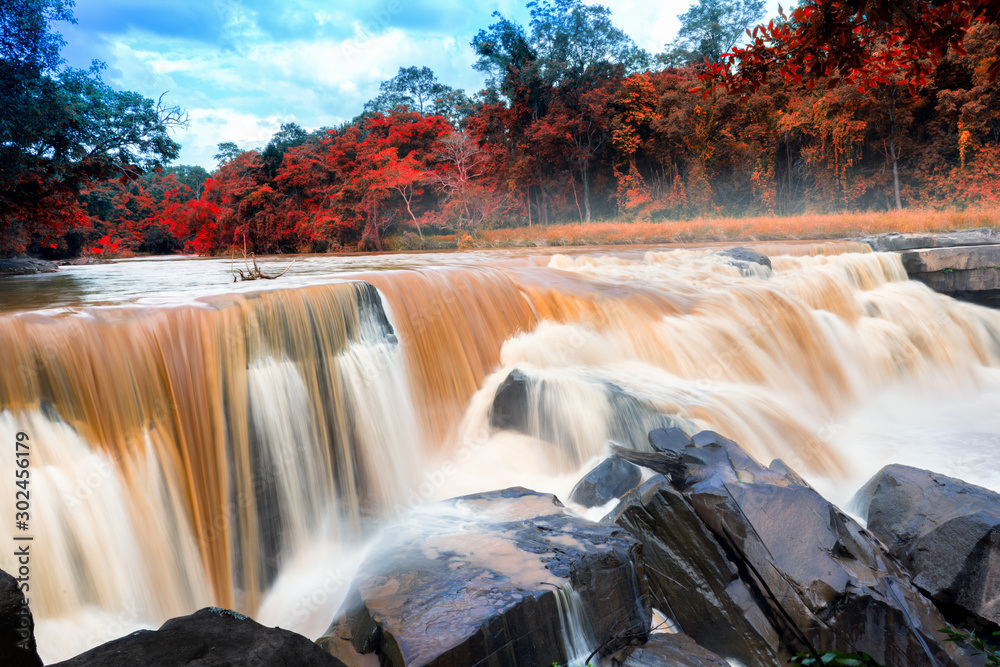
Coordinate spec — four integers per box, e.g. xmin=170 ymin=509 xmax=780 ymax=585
xmin=52 ymin=607 xmax=343 ymax=666
xmin=618 ymin=633 xmax=731 ymax=667
xmin=0 ymin=569 xmax=42 ymax=667
xmin=319 ymin=487 xmax=650 ymax=666
xmin=716 ymin=247 xmax=772 ymax=274
xmin=853 ymin=464 xmax=1000 ymax=628
xmin=610 ymin=477 xmax=782 ymax=666
xmin=677 ymin=431 xmax=971 ymax=666
xmin=488 ymin=367 xmax=689 ymax=455
xmin=489 ymin=368 xmax=531 ymax=432
xmin=569 ymin=454 xmax=643 ymax=508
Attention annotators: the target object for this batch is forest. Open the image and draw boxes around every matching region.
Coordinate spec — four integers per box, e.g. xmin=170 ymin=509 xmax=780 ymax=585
xmin=5 ymin=0 xmax=1000 ymax=257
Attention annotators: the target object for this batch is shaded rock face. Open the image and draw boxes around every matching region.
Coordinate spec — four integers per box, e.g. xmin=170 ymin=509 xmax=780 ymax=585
xmin=319 ymin=488 xmax=650 ymax=666
xmin=716 ymin=247 xmax=772 ymax=274
xmin=52 ymin=607 xmax=344 ymax=667
xmin=0 ymin=258 xmax=58 ymax=276
xmin=618 ymin=633 xmax=731 ymax=667
xmin=612 ymin=431 xmax=975 ymax=666
xmin=569 ymin=455 xmax=643 ymax=508
xmin=610 ymin=477 xmax=781 ymax=666
xmin=489 ymin=368 xmax=692 ymax=455
xmin=0 ymin=569 xmax=42 ymax=667
xmin=853 ymin=464 xmax=1000 ymax=628
xmin=648 ymin=427 xmax=693 ymax=455
xmin=676 ymin=431 xmax=971 ymax=667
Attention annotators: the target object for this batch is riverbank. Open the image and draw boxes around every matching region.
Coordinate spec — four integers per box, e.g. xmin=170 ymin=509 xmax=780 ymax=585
xmin=388 ymin=209 xmax=998 ymax=251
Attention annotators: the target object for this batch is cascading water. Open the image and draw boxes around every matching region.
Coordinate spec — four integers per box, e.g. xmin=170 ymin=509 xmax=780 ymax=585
xmin=553 ymin=582 xmax=598 ymax=667
xmin=2 ymin=245 xmax=1000 ymax=663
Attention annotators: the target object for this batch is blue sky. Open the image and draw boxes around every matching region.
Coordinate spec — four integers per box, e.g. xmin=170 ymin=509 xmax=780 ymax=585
xmin=59 ymin=0 xmax=781 ymax=170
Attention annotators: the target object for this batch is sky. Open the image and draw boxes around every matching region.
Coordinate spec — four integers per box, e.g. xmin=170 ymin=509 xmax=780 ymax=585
xmin=58 ymin=0 xmax=782 ymax=170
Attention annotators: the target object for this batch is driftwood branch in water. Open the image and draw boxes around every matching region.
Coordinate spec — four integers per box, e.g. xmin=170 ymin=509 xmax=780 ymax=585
xmin=230 ymin=234 xmax=295 ymax=282
xmin=610 ymin=445 xmax=686 ymax=484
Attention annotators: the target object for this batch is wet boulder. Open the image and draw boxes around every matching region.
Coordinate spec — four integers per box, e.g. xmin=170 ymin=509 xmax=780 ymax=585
xmin=489 ymin=368 xmax=531 ymax=431
xmin=648 ymin=427 xmax=693 ymax=455
xmin=618 ymin=633 xmax=731 ymax=667
xmin=319 ymin=488 xmax=650 ymax=666
xmin=610 ymin=477 xmax=782 ymax=666
xmin=679 ymin=431 xmax=972 ymax=666
xmin=52 ymin=607 xmax=343 ymax=666
xmin=852 ymin=464 xmax=1000 ymax=627
xmin=716 ymin=247 xmax=772 ymax=274
xmin=488 ymin=368 xmax=690 ymax=454
xmin=0 ymin=569 xmax=41 ymax=667
xmin=569 ymin=454 xmax=643 ymax=508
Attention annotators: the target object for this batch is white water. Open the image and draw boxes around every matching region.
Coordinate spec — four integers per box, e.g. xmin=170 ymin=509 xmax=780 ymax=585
xmin=2 ymin=247 xmax=1000 ymax=663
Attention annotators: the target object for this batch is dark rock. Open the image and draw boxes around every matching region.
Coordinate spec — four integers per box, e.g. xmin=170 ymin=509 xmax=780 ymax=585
xmin=611 ymin=445 xmax=686 ymax=485
xmin=648 ymin=427 xmax=692 ymax=454
xmin=569 ymin=454 xmax=643 ymax=508
xmin=679 ymin=431 xmax=972 ymax=666
xmin=52 ymin=607 xmax=343 ymax=666
xmin=0 ymin=258 xmax=58 ymax=276
xmin=852 ymin=464 xmax=1000 ymax=628
xmin=489 ymin=368 xmax=531 ymax=431
xmin=0 ymin=569 xmax=42 ymax=667
xmin=618 ymin=633 xmax=731 ymax=666
xmin=319 ymin=487 xmax=650 ymax=666
xmin=488 ymin=368 xmax=690 ymax=457
xmin=610 ymin=477 xmax=781 ymax=666
xmin=716 ymin=247 xmax=772 ymax=273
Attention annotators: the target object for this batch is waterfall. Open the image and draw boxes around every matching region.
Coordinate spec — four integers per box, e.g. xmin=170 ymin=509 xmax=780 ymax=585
xmin=554 ymin=582 xmax=598 ymax=667
xmin=2 ymin=246 xmax=1000 ymax=662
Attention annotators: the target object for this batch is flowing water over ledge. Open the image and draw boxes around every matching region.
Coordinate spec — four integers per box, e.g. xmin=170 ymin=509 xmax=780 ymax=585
xmin=2 ymin=243 xmax=1000 ymax=662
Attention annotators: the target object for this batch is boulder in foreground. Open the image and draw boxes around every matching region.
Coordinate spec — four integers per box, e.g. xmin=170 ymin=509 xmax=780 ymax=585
xmin=853 ymin=464 xmax=1000 ymax=628
xmin=319 ymin=487 xmax=650 ymax=666
xmin=569 ymin=454 xmax=643 ymax=508
xmin=51 ymin=607 xmax=344 ymax=667
xmin=618 ymin=633 xmax=731 ymax=666
xmin=613 ymin=429 xmax=976 ymax=666
xmin=611 ymin=476 xmax=782 ymax=666
xmin=0 ymin=569 xmax=42 ymax=667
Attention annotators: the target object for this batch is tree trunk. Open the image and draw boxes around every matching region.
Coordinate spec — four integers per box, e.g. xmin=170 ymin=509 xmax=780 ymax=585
xmin=581 ymin=162 xmax=591 ymax=223
xmin=572 ymin=178 xmax=583 ymax=222
xmin=890 ymin=136 xmax=902 ymax=210
xmin=888 ymin=92 xmax=902 ymax=210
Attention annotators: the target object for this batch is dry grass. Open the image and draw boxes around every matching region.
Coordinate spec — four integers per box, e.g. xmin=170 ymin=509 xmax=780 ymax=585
xmin=439 ymin=209 xmax=999 ymax=249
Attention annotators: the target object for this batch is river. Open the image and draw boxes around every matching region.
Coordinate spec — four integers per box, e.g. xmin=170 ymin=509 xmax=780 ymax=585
xmin=2 ymin=243 xmax=1000 ymax=662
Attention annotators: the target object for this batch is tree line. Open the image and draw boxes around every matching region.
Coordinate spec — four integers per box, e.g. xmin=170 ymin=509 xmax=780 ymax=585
xmin=5 ymin=0 xmax=1000 ymax=257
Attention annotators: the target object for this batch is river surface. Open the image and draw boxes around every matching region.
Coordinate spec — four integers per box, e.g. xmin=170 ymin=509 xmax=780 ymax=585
xmin=2 ymin=242 xmax=1000 ymax=662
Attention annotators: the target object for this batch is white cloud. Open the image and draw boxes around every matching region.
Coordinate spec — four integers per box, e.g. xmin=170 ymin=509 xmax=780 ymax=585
xmin=68 ymin=0 xmax=783 ymax=169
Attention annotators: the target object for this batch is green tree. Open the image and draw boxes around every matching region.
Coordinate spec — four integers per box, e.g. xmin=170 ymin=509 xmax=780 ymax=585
xmin=0 ymin=0 xmax=185 ymax=255
xmin=213 ymin=142 xmax=244 ymax=166
xmin=659 ymin=0 xmax=766 ymax=66
xmin=260 ymin=122 xmax=310 ymax=178
xmin=473 ymin=0 xmax=649 ymax=100
xmin=526 ymin=0 xmax=650 ymax=83
xmin=364 ymin=66 xmax=471 ymax=127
